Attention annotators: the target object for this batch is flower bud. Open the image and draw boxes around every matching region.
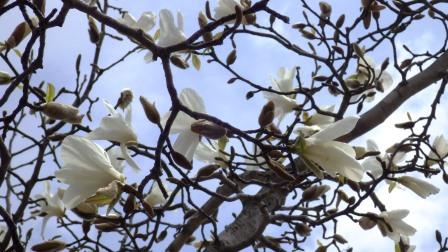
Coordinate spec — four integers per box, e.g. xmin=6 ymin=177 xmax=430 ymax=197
xmin=191 ymin=119 xmax=227 ymax=139
xmin=302 ymin=184 xmax=330 ymax=202
xmin=140 ymin=96 xmax=160 ymax=124
xmin=196 ymin=164 xmax=220 ymax=179
xmin=198 ymin=12 xmax=213 ymax=43
xmin=258 ymin=101 xmax=275 ymax=128
xmin=88 ymin=15 xmax=100 ymax=44
xmin=170 ymin=55 xmax=189 ymax=69
xmin=31 ymin=240 xmax=66 ymax=252
xmin=93 ymin=213 xmax=122 ymax=225
xmin=267 ymin=159 xmax=295 ymax=181
xmin=171 ymin=151 xmax=193 ymax=170
xmin=41 ymin=102 xmax=84 ymax=124
xmin=72 ymin=202 xmax=97 ymax=220
xmin=95 ymin=222 xmax=119 ymax=232
xmin=226 ymin=49 xmax=237 ymax=65
xmin=5 ymin=18 xmax=38 ymax=50
xmin=295 ymin=222 xmax=312 ymax=236
xmin=0 ymin=71 xmax=13 ymax=85
xmin=116 ymin=88 xmax=133 ymax=110
xmin=319 ymin=2 xmax=332 ymax=18
xmin=358 ymin=216 xmax=377 ymax=230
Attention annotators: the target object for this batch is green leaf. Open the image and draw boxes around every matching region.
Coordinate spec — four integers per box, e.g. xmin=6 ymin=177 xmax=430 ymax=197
xmin=45 ymin=82 xmax=55 ymax=103
xmin=192 ymin=54 xmax=201 ymax=71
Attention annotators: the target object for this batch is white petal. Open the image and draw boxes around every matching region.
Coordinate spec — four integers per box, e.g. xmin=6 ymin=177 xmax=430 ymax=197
xmin=120 ymin=143 xmax=140 ymax=172
xmin=179 ymin=88 xmax=206 ymax=113
xmin=161 ymin=111 xmax=195 ymax=133
xmin=305 ymin=141 xmax=364 ymax=181
xmin=397 ymin=176 xmax=440 ymax=198
xmin=144 ymin=51 xmax=154 ymax=62
xmin=307 ymin=105 xmax=335 ymax=126
xmin=120 ymin=13 xmax=138 ymax=29
xmin=107 ymin=146 xmax=125 ymax=172
xmin=62 ymin=184 xmax=99 ymax=209
xmin=362 ymin=156 xmax=383 ymax=179
xmin=173 ymin=132 xmax=200 ymax=162
xmin=195 ymin=141 xmax=220 ymax=164
xmin=311 ymin=116 xmax=359 ymax=142
xmin=137 ymin=12 xmax=156 ymax=32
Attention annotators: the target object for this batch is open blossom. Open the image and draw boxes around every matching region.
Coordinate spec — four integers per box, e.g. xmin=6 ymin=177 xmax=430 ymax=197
xmin=118 ymin=12 xmax=156 ymax=32
xmin=195 ymin=141 xmax=228 ymax=167
xmin=55 ymin=136 xmax=125 ymax=209
xmin=214 ymin=0 xmax=244 ymax=20
xmin=87 ymin=100 xmax=140 ymax=171
xmin=34 ymin=181 xmax=65 ymax=238
xmin=361 ymin=139 xmax=406 ymax=179
xmin=378 ymin=209 xmax=416 ymax=242
xmin=396 ymin=176 xmax=440 ymax=199
xmin=427 ymin=134 xmax=448 ymax=166
xmin=144 ymin=182 xmax=172 ymax=207
xmin=348 ymin=55 xmax=393 ymax=102
xmin=162 ymin=88 xmax=206 ymax=161
xmin=263 ymin=67 xmax=299 ymax=124
xmin=144 ymin=9 xmax=186 ymax=62
xmin=296 ymin=105 xmax=335 ymax=137
xmin=297 ymin=116 xmax=364 ymax=182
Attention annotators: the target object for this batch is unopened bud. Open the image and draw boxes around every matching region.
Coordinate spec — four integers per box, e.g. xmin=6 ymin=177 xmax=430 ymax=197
xmin=0 ymin=71 xmax=13 ymax=85
xmin=31 ymin=240 xmax=66 ymax=252
xmin=191 ymin=119 xmax=227 ymax=139
xmin=198 ymin=12 xmax=213 ymax=43
xmin=295 ymin=222 xmax=312 ymax=236
xmin=95 ymin=222 xmax=119 ymax=232
xmin=5 ymin=18 xmax=38 ymax=49
xmin=258 ymin=101 xmax=275 ymax=128
xmin=156 ymin=230 xmax=168 ymax=243
xmin=358 ymin=216 xmax=377 ymax=230
xmin=333 ymin=234 xmax=348 ymax=244
xmin=41 ymin=102 xmax=84 ymax=124
xmin=82 ymin=220 xmax=91 ymax=235
xmin=88 ymin=16 xmax=100 ymax=44
xmin=302 ymin=184 xmax=330 ymax=202
xmin=394 ymin=121 xmax=415 ymax=129
xmin=171 ymin=151 xmax=192 ymax=170
xmin=267 ymin=159 xmax=295 ymax=181
xmin=123 ymin=193 xmax=137 ymax=214
xmin=139 ymin=96 xmax=160 ymax=124
xmin=116 ymin=88 xmax=133 ymax=110
xmin=319 ymin=2 xmax=332 ymax=18
xmin=72 ymin=202 xmax=97 ymax=220
xmin=196 ymin=164 xmax=220 ymax=179
xmin=142 ymin=200 xmax=155 ymax=218
xmin=170 ymin=55 xmax=189 ymax=69
xmin=93 ymin=214 xmax=122 ymax=225
xmin=244 ymin=13 xmax=256 ymax=24
xmin=226 ymin=49 xmax=237 ymax=65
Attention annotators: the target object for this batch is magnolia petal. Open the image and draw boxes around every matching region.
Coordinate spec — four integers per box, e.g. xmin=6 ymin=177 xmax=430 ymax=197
xmin=120 ymin=143 xmax=140 ymax=172
xmin=305 ymin=142 xmax=364 ymax=181
xmin=61 ymin=184 xmax=100 ymax=209
xmin=173 ymin=132 xmax=200 ymax=162
xmin=107 ymin=146 xmax=125 ymax=172
xmin=144 ymin=51 xmax=154 ymax=62
xmin=312 ymin=116 xmax=359 ymax=142
xmin=161 ymin=112 xmax=195 ymax=134
xmin=137 ymin=12 xmax=156 ymax=32
xmin=179 ymin=88 xmax=206 ymax=113
xmin=398 ymin=176 xmax=440 ymax=199
xmin=195 ymin=141 xmax=221 ymax=164
xmin=307 ymin=105 xmax=335 ymax=126
xmin=366 ymin=139 xmax=379 ymax=152
xmin=362 ymin=156 xmax=383 ymax=179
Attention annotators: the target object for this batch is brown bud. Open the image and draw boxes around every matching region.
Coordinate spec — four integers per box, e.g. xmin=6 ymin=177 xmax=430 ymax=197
xmin=319 ymin=2 xmax=332 ymax=18
xmin=359 ymin=216 xmax=377 ymax=230
xmin=268 ymin=150 xmax=283 ymax=159
xmin=226 ymin=49 xmax=237 ymax=65
xmin=31 ymin=240 xmax=66 ymax=252
xmin=93 ymin=214 xmax=122 ymax=225
xmin=72 ymin=202 xmax=97 ymax=220
xmin=300 ymin=29 xmax=316 ymax=40
xmin=33 ymin=0 xmax=45 ymax=14
xmin=333 ymin=234 xmax=348 ymax=244
xmin=312 ymin=75 xmax=328 ymax=82
xmin=258 ymin=101 xmax=275 ymax=128
xmin=140 ymin=96 xmax=160 ymax=124
xmin=244 ymin=13 xmax=256 ymax=24
xmin=400 ymin=58 xmax=412 ymax=69
xmin=336 ymin=14 xmax=345 ymax=28
xmin=352 ymin=43 xmax=364 ymax=57
xmin=116 ymin=88 xmax=133 ymax=110
xmin=267 ymin=159 xmax=295 ymax=181
xmin=198 ymin=12 xmax=213 ymax=43
xmin=95 ymin=222 xmax=119 ymax=232
xmin=156 ymin=230 xmax=168 ymax=243
xmin=41 ymin=102 xmax=84 ymax=124
xmin=142 ymin=201 xmax=155 ymax=218
xmin=295 ymin=222 xmax=312 ymax=236
xmin=82 ymin=220 xmax=91 ymax=235
xmin=0 ymin=71 xmax=13 ymax=85
xmin=394 ymin=121 xmax=415 ymax=129
xmin=292 ymin=23 xmax=306 ymax=29
xmin=123 ymin=193 xmax=137 ymax=214
xmin=170 ymin=55 xmax=189 ymax=69
xmin=302 ymin=184 xmax=330 ymax=202
xmin=196 ymin=164 xmax=220 ymax=179
xmin=191 ymin=119 xmax=227 ymax=139
xmin=381 ymin=57 xmax=389 ymax=71
xmin=443 ymin=173 xmax=448 ymax=184
xmin=5 ymin=18 xmax=38 ymax=49
xmin=88 ymin=15 xmax=100 ymax=44
xmin=171 ymin=151 xmax=193 ymax=170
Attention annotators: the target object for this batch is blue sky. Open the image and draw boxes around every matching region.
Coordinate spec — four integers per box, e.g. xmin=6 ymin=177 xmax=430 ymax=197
xmin=1 ymin=0 xmax=447 ymax=251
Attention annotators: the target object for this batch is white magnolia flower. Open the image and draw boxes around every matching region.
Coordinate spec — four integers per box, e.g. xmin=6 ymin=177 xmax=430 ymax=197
xmin=55 ymin=136 xmax=125 ymax=209
xmin=427 ymin=134 xmax=448 ymax=166
xmin=349 ymin=55 xmax=393 ymax=102
xmin=214 ymin=0 xmax=244 ymax=20
xmin=396 ymin=175 xmax=440 ymax=199
xmin=263 ymin=67 xmax=299 ymax=124
xmin=118 ymin=12 xmax=156 ymax=32
xmin=296 ymin=105 xmax=335 ymax=137
xmin=144 ymin=182 xmax=172 ymax=207
xmin=297 ymin=116 xmax=364 ymax=182
xmin=34 ymin=181 xmax=65 ymax=238
xmin=87 ymin=100 xmax=140 ymax=171
xmin=144 ymin=9 xmax=187 ymax=62
xmin=378 ymin=209 xmax=416 ymax=242
xmin=195 ymin=141 xmax=227 ymax=167
xmin=362 ymin=139 xmax=406 ymax=179
xmin=162 ymin=88 xmax=205 ymax=161
xmin=107 ymin=146 xmax=125 ymax=173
